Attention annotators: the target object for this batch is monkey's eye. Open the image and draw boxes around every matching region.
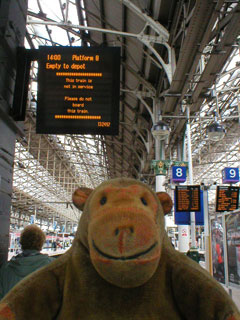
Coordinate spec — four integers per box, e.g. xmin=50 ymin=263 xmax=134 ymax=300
xmin=100 ymin=196 xmax=107 ymax=205
xmin=141 ymin=197 xmax=147 ymax=206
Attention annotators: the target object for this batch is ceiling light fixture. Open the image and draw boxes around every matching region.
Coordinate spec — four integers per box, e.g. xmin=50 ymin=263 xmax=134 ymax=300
xmin=151 ymin=114 xmax=170 ymax=141
xmin=207 ymin=112 xmax=226 ymax=142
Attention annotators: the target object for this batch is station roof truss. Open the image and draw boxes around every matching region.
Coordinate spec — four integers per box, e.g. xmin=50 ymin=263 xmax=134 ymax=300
xmin=11 ymin=0 xmax=240 ymax=227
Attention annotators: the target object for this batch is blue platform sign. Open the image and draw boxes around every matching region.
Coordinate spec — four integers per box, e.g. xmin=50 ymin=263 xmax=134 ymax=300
xmin=30 ymin=215 xmax=35 ymax=224
xmin=171 ymin=166 xmax=187 ymax=183
xmin=222 ymin=167 xmax=239 ymax=184
xmin=53 ymin=221 xmax=57 ymax=230
xmin=174 ymin=190 xmax=204 ymax=226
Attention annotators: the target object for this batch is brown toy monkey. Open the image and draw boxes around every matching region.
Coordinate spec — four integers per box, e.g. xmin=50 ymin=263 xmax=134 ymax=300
xmin=0 ymin=178 xmax=239 ymax=319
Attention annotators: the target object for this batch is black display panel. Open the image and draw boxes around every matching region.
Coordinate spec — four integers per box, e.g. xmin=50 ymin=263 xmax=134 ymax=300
xmin=216 ymin=186 xmax=239 ymax=212
xmin=36 ymin=46 xmax=120 ymax=135
xmin=175 ymin=185 xmax=201 ymax=212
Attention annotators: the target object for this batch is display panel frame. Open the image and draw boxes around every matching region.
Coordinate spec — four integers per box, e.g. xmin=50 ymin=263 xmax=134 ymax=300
xmin=216 ymin=186 xmax=239 ymax=213
xmin=36 ymin=46 xmax=120 ymax=135
xmin=175 ymin=185 xmax=201 ymax=212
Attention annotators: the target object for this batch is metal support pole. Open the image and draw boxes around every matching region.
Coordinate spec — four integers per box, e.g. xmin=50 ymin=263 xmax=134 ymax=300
xmin=155 ymin=139 xmax=160 ymax=161
xmin=154 ymin=139 xmax=166 ymax=192
xmin=237 ymin=93 xmax=240 ymax=124
xmin=34 ymin=206 xmax=37 ymax=223
xmin=203 ymin=187 xmax=210 ymax=272
xmin=186 ymin=107 xmax=196 ymax=247
xmin=156 ymin=175 xmax=165 ymax=192
xmin=154 ymin=102 xmax=166 ymax=193
xmin=177 ymin=137 xmax=190 ymax=252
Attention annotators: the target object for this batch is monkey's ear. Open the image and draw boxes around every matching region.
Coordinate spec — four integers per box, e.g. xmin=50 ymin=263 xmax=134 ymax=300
xmin=72 ymin=187 xmax=93 ymax=210
xmin=156 ymin=192 xmax=173 ymax=215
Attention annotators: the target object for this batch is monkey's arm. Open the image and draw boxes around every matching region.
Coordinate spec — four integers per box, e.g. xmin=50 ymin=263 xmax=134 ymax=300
xmin=170 ymin=252 xmax=240 ymax=320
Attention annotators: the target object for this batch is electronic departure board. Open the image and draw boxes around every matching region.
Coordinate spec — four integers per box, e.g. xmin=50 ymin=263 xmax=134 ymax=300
xmin=216 ymin=186 xmax=239 ymax=212
xmin=175 ymin=185 xmax=201 ymax=212
xmin=36 ymin=46 xmax=120 ymax=135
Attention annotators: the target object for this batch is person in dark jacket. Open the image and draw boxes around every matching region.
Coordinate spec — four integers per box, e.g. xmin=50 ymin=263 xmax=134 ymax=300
xmin=0 ymin=224 xmax=55 ymax=299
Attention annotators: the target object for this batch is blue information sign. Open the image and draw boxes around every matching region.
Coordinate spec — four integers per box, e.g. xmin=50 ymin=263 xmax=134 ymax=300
xmin=222 ymin=167 xmax=239 ymax=184
xmin=53 ymin=221 xmax=57 ymax=230
xmin=174 ymin=190 xmax=204 ymax=225
xmin=171 ymin=166 xmax=187 ymax=183
xmin=30 ymin=215 xmax=35 ymax=224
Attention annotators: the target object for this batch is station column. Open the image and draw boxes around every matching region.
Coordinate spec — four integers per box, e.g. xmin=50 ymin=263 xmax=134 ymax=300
xmin=0 ymin=0 xmax=28 ymax=264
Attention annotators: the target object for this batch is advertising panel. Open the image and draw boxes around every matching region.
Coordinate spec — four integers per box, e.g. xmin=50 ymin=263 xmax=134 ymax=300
xmin=225 ymin=211 xmax=240 ymax=287
xmin=211 ymin=216 xmax=225 ymax=284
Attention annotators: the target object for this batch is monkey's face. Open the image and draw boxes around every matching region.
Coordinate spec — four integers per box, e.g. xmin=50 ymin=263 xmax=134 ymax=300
xmin=87 ymin=183 xmax=163 ymax=288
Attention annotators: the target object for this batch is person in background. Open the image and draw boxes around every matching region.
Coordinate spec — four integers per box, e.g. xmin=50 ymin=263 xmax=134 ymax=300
xmin=52 ymin=240 xmax=57 ymax=251
xmin=0 ymin=224 xmax=55 ymax=300
xmin=187 ymin=242 xmax=200 ymax=264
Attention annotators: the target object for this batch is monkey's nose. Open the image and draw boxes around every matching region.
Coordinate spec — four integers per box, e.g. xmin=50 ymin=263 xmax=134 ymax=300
xmin=114 ymin=227 xmax=135 ymax=254
xmin=114 ymin=226 xmax=134 ymax=236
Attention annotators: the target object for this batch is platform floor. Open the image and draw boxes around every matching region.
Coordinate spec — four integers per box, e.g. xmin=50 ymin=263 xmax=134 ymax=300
xmin=223 ymin=286 xmax=240 ymax=310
